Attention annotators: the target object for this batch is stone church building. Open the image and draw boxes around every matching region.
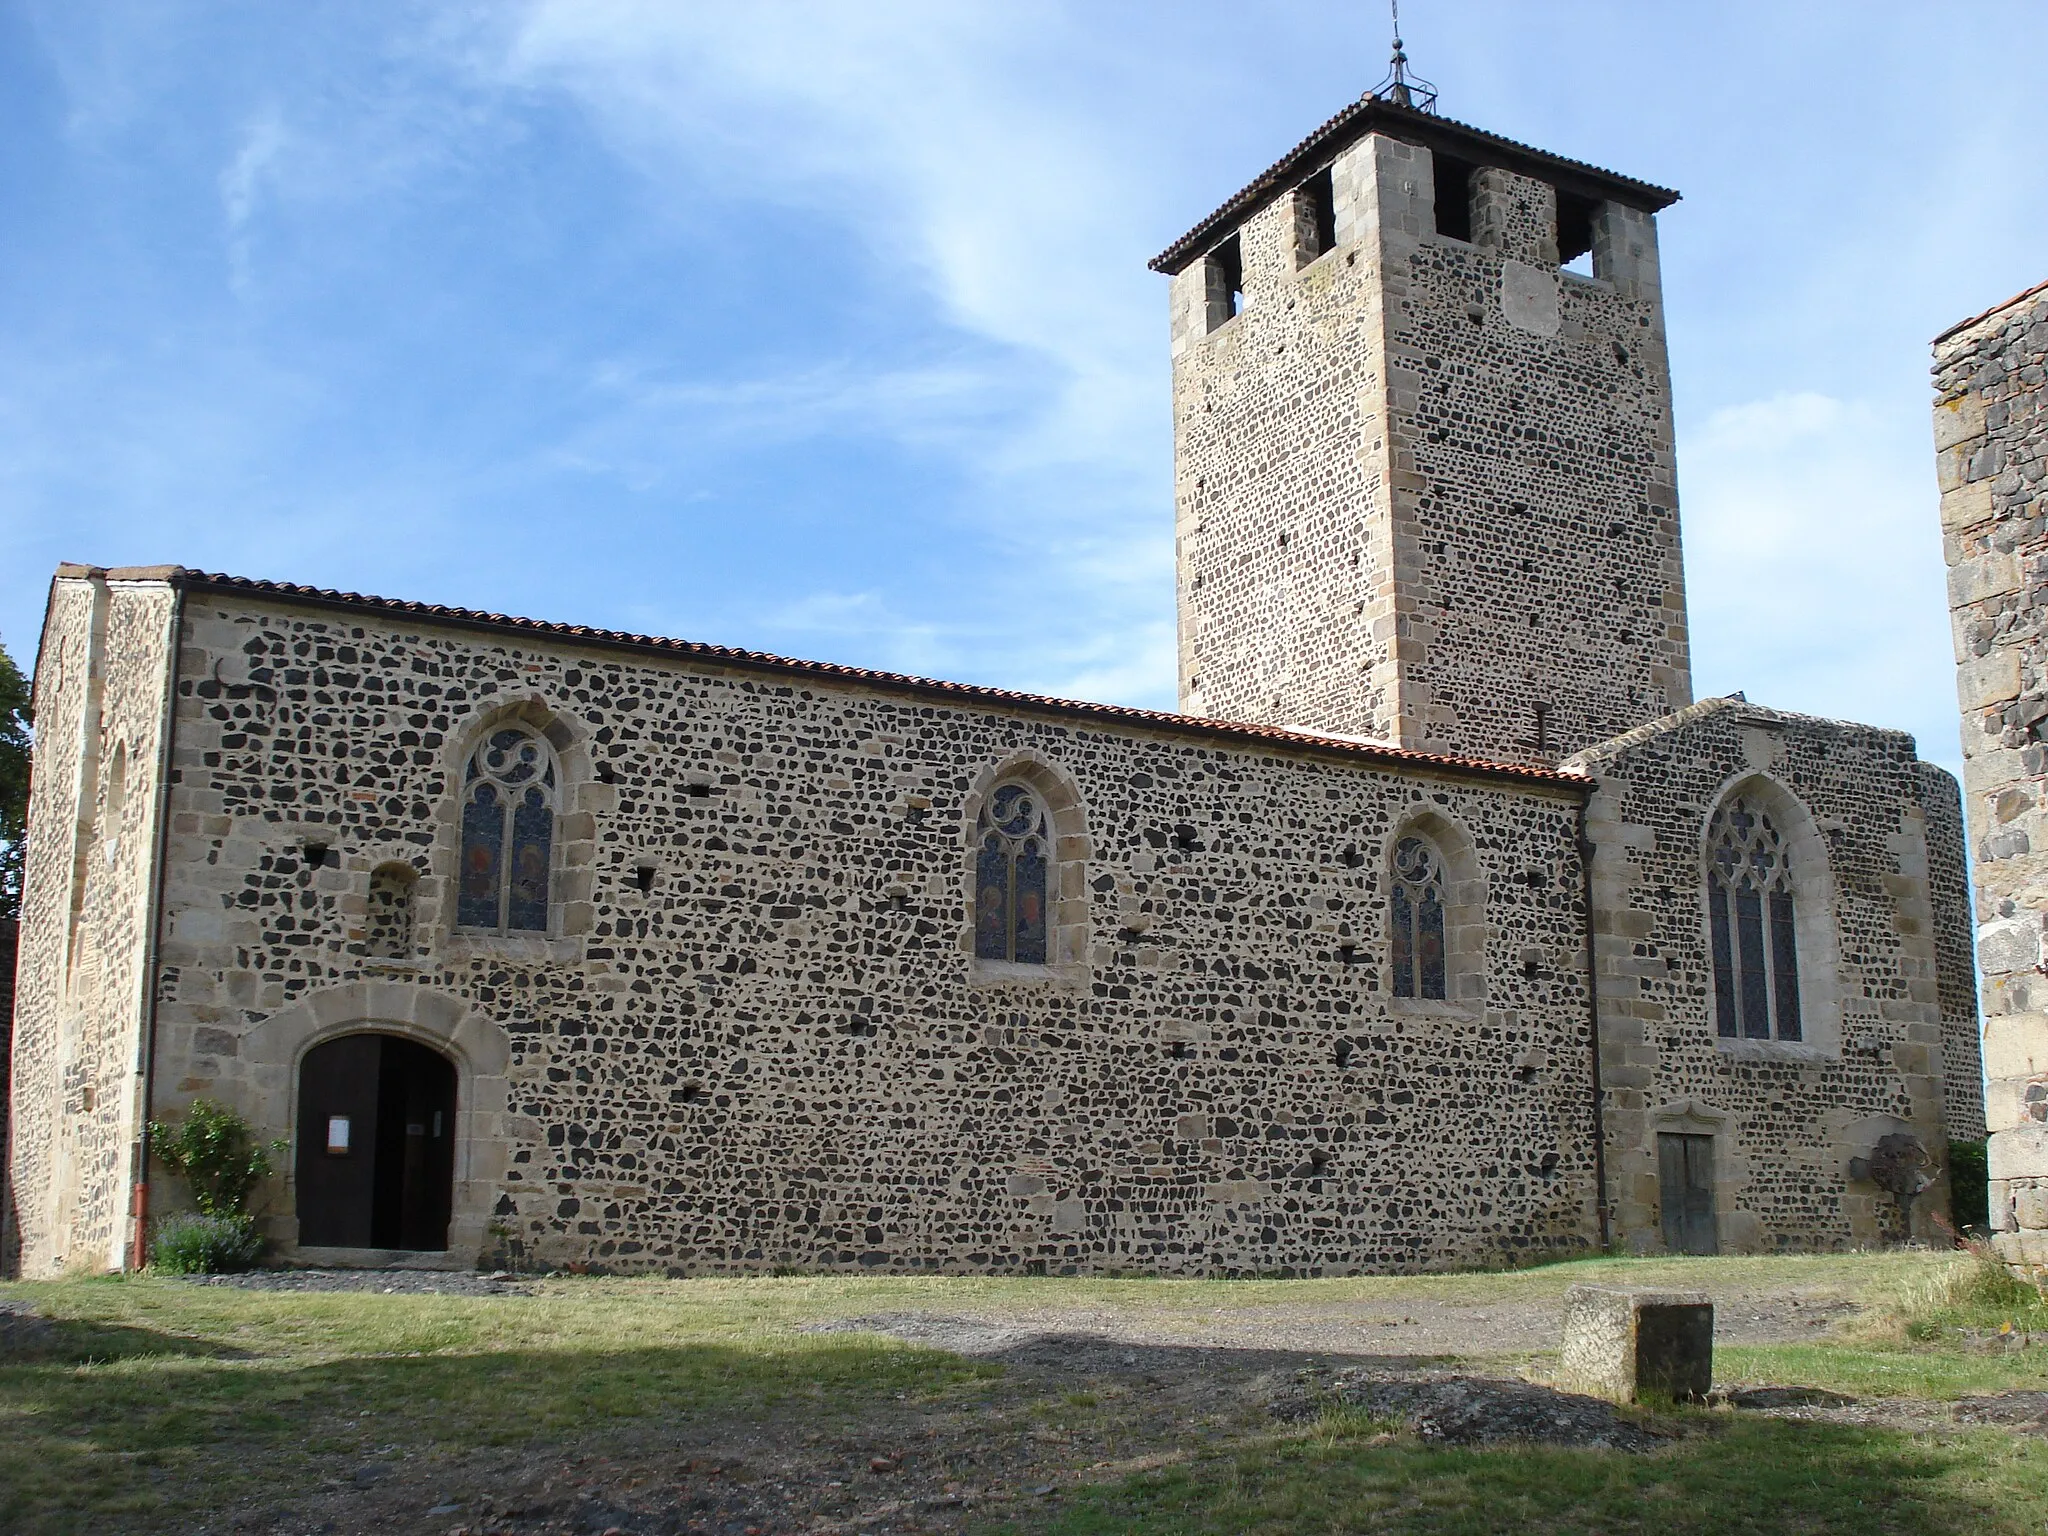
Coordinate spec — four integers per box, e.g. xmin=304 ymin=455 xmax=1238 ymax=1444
xmin=5 ymin=89 xmax=1984 ymax=1278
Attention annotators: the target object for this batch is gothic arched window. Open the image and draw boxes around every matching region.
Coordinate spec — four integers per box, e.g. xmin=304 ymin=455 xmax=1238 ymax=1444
xmin=457 ymin=726 xmax=556 ymax=934
xmin=974 ymin=782 xmax=1050 ymax=965
xmin=1390 ymin=835 xmax=1447 ymax=1000
xmin=1706 ymin=794 xmax=1801 ymax=1041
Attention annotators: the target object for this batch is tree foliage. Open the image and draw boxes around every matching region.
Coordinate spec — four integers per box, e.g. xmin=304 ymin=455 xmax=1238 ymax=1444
xmin=0 ymin=636 xmax=28 ymax=923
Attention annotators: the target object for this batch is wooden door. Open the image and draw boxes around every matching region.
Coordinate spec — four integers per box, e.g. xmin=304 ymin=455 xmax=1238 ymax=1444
xmin=372 ymin=1038 xmax=457 ymax=1251
xmin=297 ymin=1034 xmax=456 ymax=1251
xmin=1658 ymin=1132 xmax=1718 ymax=1255
xmin=295 ymin=1034 xmax=383 ymax=1247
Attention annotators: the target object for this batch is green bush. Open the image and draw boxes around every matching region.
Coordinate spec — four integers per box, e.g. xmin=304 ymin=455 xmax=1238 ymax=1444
xmin=147 ymin=1100 xmax=282 ymax=1219
xmin=149 ymin=1214 xmax=264 ymax=1275
xmin=1949 ymin=1138 xmax=1989 ymax=1230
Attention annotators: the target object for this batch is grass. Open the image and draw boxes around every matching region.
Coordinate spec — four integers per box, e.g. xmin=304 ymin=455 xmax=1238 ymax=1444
xmin=3 ymin=1252 xmax=2048 ymax=1533
xmin=1016 ymin=1415 xmax=2048 ymax=1535
xmin=0 ymin=1274 xmax=1000 ymax=1530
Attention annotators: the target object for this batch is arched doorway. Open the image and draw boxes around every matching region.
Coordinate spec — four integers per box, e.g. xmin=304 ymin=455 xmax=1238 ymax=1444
xmin=295 ymin=1034 xmax=457 ymax=1251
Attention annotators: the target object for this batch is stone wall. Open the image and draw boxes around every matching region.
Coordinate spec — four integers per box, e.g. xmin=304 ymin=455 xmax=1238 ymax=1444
xmin=1570 ymin=699 xmax=1961 ymax=1251
xmin=1935 ymin=279 xmax=2048 ymax=1261
xmin=1917 ymin=761 xmax=1987 ymax=1143
xmin=1 ymin=917 xmax=17 ymax=1274
xmin=1168 ymin=129 xmax=1691 ymax=764
xmin=94 ymin=574 xmax=1605 ymax=1278
xmin=6 ymin=568 xmax=178 ymax=1276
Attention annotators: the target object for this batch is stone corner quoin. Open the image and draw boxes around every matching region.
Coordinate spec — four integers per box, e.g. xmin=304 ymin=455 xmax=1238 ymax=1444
xmin=1934 ymin=278 xmax=2048 ymax=1265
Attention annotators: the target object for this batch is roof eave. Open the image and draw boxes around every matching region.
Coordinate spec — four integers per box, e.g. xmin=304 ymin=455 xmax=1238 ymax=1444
xmin=1149 ymin=97 xmax=1680 ymax=276
xmin=168 ymin=567 xmax=1587 ymax=794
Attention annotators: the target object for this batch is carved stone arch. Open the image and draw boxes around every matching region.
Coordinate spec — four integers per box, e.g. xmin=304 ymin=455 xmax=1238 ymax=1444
xmin=443 ymin=690 xmax=595 ymax=790
xmin=962 ymin=748 xmax=1092 ymax=984
xmin=233 ymin=982 xmax=516 ymax=1265
xmin=1698 ymin=771 xmax=1842 ymax=1057
xmin=432 ymin=692 xmax=600 ymax=951
xmin=1383 ymin=805 xmax=1487 ymax=1009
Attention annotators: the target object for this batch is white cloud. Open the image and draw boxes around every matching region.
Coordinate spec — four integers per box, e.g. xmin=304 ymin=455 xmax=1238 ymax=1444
xmin=482 ymin=2 xmax=1166 ymax=480
xmin=219 ymin=105 xmax=288 ymax=292
xmin=1679 ymin=389 xmax=1959 ymax=768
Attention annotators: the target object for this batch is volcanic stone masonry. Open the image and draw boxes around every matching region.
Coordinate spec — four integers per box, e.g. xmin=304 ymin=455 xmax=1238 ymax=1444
xmin=1936 ymin=278 xmax=2048 ymax=1264
xmin=1163 ymin=115 xmax=1690 ymax=764
xmin=13 ymin=569 xmax=1609 ymax=1277
xmin=4 ymin=95 xmax=1988 ymax=1278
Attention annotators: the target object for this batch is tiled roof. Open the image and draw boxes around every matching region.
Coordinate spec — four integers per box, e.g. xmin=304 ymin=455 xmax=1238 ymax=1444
xmin=1933 ymin=275 xmax=2048 ymax=346
xmin=1149 ymin=95 xmax=1681 ymax=276
xmin=73 ymin=563 xmax=1588 ymax=791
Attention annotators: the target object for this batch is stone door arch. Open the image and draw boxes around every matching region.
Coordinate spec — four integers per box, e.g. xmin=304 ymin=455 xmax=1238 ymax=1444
xmin=237 ymin=982 xmax=513 ymax=1263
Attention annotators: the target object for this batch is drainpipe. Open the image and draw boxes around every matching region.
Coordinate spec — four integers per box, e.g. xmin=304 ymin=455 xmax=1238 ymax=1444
xmin=128 ymin=576 xmax=186 ymax=1271
xmin=1577 ymin=796 xmax=1610 ymax=1252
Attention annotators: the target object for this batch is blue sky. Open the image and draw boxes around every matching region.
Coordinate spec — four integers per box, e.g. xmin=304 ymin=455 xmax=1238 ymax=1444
xmin=3 ymin=3 xmax=2045 ymax=777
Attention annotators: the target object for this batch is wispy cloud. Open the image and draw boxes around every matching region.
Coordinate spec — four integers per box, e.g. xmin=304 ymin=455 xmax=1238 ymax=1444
xmin=219 ymin=105 xmax=287 ymax=293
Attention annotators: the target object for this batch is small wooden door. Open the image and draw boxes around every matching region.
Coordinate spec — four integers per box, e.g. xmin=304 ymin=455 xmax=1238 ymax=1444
xmin=296 ymin=1034 xmax=456 ymax=1251
xmin=1658 ymin=1132 xmax=1718 ymax=1255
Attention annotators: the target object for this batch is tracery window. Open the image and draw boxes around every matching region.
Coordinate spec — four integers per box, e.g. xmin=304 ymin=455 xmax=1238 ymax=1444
xmin=1390 ymin=835 xmax=1447 ymax=1001
xmin=457 ymin=726 xmax=556 ymax=934
xmin=974 ymin=782 xmax=1050 ymax=965
xmin=1706 ymin=795 xmax=1802 ymax=1041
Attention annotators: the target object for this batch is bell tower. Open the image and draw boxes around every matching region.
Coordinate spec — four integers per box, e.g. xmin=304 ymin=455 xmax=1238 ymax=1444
xmin=1155 ymin=76 xmax=1691 ymax=763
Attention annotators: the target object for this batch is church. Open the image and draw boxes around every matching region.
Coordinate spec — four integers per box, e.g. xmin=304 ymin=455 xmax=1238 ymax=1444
xmin=3 ymin=79 xmax=1985 ymax=1278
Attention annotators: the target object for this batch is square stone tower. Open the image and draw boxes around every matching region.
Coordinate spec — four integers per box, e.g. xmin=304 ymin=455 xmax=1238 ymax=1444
xmin=1155 ymin=98 xmax=1692 ymax=763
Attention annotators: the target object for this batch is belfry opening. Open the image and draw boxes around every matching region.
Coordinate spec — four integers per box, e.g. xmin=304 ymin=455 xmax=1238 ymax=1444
xmin=294 ymin=1034 xmax=456 ymax=1252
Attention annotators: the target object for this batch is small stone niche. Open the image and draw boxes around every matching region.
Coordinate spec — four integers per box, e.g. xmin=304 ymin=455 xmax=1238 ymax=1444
xmin=1556 ymin=1285 xmax=1712 ymax=1404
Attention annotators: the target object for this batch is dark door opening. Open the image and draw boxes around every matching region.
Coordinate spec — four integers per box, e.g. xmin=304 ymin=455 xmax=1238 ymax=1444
xmin=296 ymin=1034 xmax=456 ymax=1250
xmin=1658 ymin=1132 xmax=1718 ymax=1256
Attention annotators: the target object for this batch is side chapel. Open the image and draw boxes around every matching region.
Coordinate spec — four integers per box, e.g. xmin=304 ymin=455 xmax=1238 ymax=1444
xmin=3 ymin=75 xmax=1984 ymax=1277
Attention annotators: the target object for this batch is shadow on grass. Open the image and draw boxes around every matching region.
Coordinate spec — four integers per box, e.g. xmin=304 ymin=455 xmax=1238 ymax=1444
xmin=0 ymin=1311 xmax=251 ymax=1365
xmin=9 ymin=1313 xmax=2048 ymax=1536
xmin=0 ymin=1333 xmax=995 ymax=1533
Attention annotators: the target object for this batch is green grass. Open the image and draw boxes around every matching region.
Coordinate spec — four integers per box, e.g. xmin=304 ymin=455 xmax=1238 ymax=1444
xmin=1013 ymin=1414 xmax=2048 ymax=1535
xmin=0 ymin=1274 xmax=998 ymax=1529
xmin=5 ymin=1253 xmax=2048 ymax=1533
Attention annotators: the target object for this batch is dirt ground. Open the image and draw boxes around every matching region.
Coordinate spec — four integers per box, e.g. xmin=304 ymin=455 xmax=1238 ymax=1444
xmin=84 ymin=1264 xmax=2026 ymax=1536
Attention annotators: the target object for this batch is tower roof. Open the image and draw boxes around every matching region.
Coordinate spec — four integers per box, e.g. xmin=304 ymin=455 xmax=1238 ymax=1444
xmin=1149 ymin=96 xmax=1680 ymax=276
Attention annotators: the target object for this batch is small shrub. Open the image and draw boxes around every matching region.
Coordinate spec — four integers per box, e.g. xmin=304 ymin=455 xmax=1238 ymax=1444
xmin=148 ymin=1100 xmax=283 ymax=1219
xmin=150 ymin=1214 xmax=264 ymax=1275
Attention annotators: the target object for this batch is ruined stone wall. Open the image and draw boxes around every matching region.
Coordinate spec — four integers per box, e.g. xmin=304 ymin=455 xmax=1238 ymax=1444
xmin=147 ymin=582 xmax=1602 ymax=1276
xmin=1935 ymin=281 xmax=2048 ymax=1261
xmin=1170 ymin=132 xmax=1690 ymax=764
xmin=6 ymin=569 xmax=178 ymax=1276
xmin=1570 ymin=700 xmax=1957 ymax=1252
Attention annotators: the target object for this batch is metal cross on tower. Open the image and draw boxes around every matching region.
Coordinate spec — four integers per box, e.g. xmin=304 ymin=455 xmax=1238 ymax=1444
xmin=1371 ymin=0 xmax=1438 ymax=113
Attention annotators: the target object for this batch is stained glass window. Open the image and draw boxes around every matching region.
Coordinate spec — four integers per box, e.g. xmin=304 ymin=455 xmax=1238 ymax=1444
xmin=975 ymin=782 xmax=1051 ymax=965
xmin=1391 ymin=835 xmax=1447 ymax=1001
xmin=457 ymin=726 xmax=556 ymax=934
xmin=1706 ymin=795 xmax=1802 ymax=1041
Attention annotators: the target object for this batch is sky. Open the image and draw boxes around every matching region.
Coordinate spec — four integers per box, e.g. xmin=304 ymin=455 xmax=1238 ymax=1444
xmin=2 ymin=2 xmax=2045 ymax=780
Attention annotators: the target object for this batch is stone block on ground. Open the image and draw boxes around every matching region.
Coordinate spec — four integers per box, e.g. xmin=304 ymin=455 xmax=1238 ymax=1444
xmin=1557 ymin=1285 xmax=1713 ymax=1403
